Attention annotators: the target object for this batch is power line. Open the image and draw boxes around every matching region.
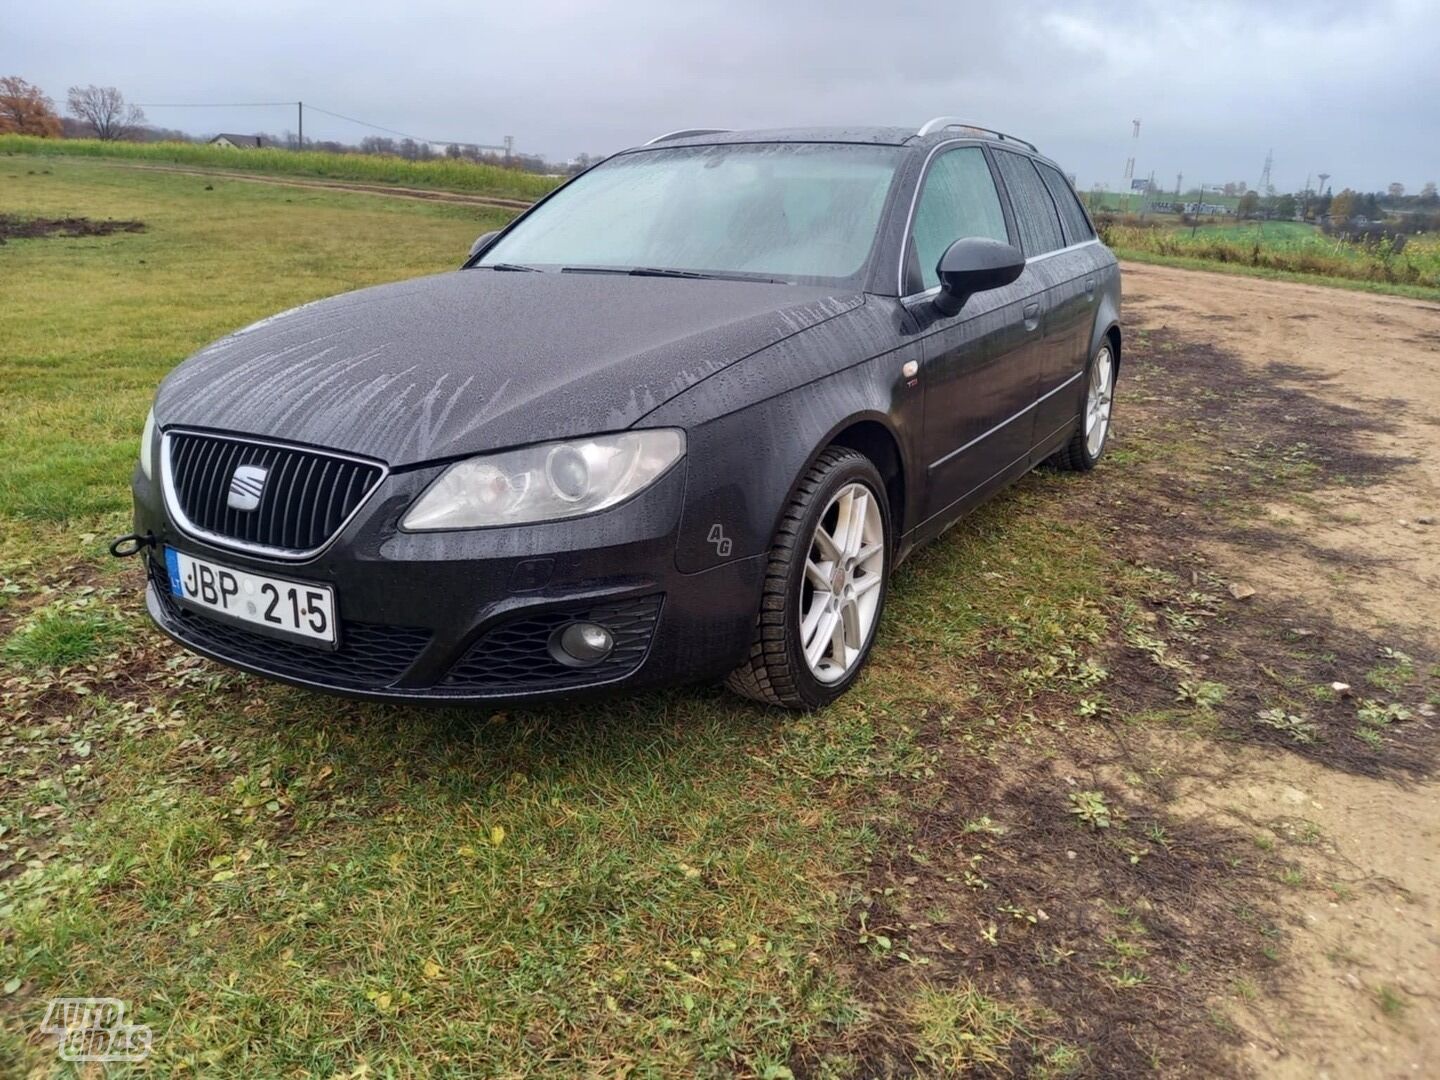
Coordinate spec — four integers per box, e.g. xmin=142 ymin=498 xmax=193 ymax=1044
xmin=306 ymin=104 xmax=508 ymax=151
xmin=302 ymin=103 xmax=430 ymax=144
xmin=134 ymin=101 xmax=294 ymax=108
xmin=132 ymin=98 xmax=509 ymax=152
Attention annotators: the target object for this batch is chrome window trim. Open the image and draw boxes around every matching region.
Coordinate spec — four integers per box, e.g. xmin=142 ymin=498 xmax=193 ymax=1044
xmin=1025 ymin=237 xmax=1103 ymax=265
xmin=899 ymin=238 xmax=1101 ymax=304
xmin=895 ymin=135 xmax=1101 ymax=298
xmin=927 ymin=370 xmax=1086 ymax=473
xmin=160 ymin=429 xmax=389 ymax=563
xmin=894 ymin=138 xmax=988 ymax=296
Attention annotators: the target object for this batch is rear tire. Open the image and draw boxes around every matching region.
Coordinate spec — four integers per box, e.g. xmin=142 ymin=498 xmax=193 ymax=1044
xmin=1052 ymin=340 xmax=1116 ymax=472
xmin=725 ymin=447 xmax=890 ymax=710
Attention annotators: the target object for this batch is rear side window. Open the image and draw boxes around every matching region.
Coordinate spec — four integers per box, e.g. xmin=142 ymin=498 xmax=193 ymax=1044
xmin=1036 ymin=162 xmax=1095 ymax=244
xmin=909 ymin=147 xmax=1009 ymax=290
xmin=992 ymin=152 xmax=1065 ymax=257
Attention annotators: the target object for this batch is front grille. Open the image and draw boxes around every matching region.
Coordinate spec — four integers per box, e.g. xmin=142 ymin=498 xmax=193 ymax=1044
xmin=150 ymin=560 xmax=430 ymax=689
xmin=165 ymin=431 xmax=384 ymax=556
xmin=442 ymin=595 xmax=663 ymax=693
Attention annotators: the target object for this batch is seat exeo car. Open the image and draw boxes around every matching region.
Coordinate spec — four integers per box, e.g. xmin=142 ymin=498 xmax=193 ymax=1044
xmin=124 ymin=118 xmax=1121 ymax=709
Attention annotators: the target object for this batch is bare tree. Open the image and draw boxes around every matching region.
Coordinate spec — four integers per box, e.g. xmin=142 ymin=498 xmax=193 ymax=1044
xmin=66 ymin=85 xmax=145 ymax=140
xmin=0 ymin=76 xmax=62 ymax=136
xmin=359 ymin=135 xmax=397 ymax=156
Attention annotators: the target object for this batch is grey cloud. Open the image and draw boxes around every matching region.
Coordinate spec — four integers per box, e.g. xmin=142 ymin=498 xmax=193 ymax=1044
xmin=8 ymin=0 xmax=1437 ymax=190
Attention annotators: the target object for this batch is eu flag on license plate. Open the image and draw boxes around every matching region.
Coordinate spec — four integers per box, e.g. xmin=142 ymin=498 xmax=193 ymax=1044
xmin=164 ymin=548 xmax=184 ymax=597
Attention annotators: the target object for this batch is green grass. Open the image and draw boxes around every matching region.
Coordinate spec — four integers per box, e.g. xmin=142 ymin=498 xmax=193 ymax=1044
xmin=1 ymin=134 xmax=561 ymax=202
xmin=910 ymin=983 xmax=1047 ymax=1073
xmin=1106 ymin=218 xmax=1440 ymax=301
xmin=0 ymin=159 xmax=514 ymax=521
xmin=3 ymin=608 xmax=119 ymax=667
xmin=1376 ymin=984 xmax=1410 ymax=1019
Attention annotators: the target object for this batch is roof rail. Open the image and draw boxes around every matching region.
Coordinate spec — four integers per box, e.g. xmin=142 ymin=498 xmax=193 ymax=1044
xmin=915 ymin=117 xmax=1037 ymax=152
xmin=643 ymin=128 xmax=732 ymax=146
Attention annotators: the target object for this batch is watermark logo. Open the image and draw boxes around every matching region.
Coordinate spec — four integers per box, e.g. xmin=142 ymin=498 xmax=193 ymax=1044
xmin=39 ymin=998 xmax=152 ymax=1062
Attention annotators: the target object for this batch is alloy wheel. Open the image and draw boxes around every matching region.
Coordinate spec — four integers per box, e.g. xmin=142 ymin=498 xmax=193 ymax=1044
xmin=799 ymin=481 xmax=885 ymax=683
xmin=1085 ymin=346 xmax=1114 ymax=458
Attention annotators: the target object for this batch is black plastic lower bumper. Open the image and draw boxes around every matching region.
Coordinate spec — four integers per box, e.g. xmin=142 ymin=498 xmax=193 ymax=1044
xmin=134 ymin=462 xmax=766 ymax=704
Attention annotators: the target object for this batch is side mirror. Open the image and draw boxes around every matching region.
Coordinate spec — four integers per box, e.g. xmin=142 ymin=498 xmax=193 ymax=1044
xmin=468 ymin=230 xmax=500 ymax=259
xmin=933 ymin=237 xmax=1026 ymax=317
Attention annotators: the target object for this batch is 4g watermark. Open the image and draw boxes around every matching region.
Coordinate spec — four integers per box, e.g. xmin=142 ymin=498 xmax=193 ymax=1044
xmin=40 ymin=998 xmax=152 ymax=1062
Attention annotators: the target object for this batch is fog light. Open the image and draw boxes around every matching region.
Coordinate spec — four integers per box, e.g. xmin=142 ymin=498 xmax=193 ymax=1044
xmin=551 ymin=621 xmax=614 ymax=667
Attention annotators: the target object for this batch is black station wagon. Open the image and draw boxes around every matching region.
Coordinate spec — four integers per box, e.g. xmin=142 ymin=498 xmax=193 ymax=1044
xmin=123 ymin=118 xmax=1121 ymax=709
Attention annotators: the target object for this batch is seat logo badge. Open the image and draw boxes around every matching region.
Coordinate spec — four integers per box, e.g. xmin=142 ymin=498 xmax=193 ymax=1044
xmin=227 ymin=464 xmax=269 ymax=511
xmin=707 ymin=524 xmax=733 ymax=557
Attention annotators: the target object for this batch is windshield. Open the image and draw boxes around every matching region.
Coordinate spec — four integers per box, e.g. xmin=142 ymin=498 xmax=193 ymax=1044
xmin=477 ymin=142 xmax=902 ymax=283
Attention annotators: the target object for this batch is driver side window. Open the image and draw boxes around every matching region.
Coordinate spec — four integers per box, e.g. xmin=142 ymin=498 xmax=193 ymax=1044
xmin=910 ymin=147 xmax=1009 ymax=291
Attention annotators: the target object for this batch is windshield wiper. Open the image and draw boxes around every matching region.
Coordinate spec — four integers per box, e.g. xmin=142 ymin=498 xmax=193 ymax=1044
xmin=631 ymin=267 xmax=788 ymax=283
xmin=560 ymin=265 xmax=785 ymax=284
xmin=484 ymin=262 xmax=542 ymax=272
xmin=627 ymin=266 xmax=717 ymax=279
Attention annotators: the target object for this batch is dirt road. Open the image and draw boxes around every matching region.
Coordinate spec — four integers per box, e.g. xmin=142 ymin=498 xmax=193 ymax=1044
xmin=1124 ymin=263 xmax=1440 ymax=1078
xmin=1123 ymin=263 xmax=1440 ymax=652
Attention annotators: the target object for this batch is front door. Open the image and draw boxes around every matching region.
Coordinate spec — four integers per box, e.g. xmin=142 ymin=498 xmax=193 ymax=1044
xmin=906 ymin=146 xmax=1047 ymax=523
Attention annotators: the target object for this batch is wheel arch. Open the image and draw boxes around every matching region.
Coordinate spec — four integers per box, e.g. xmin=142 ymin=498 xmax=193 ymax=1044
xmin=1104 ymin=322 xmax=1122 ymax=373
xmin=824 ymin=418 xmax=907 ymax=540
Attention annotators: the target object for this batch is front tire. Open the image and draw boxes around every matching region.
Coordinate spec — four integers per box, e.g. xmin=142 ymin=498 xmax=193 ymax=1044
xmin=1052 ymin=341 xmax=1116 ymax=471
xmin=726 ymin=447 xmax=890 ymax=710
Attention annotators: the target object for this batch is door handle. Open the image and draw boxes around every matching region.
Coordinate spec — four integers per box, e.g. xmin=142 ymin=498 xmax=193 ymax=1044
xmin=1085 ymin=277 xmax=1096 ymax=301
xmin=1023 ymin=302 xmax=1042 ymax=332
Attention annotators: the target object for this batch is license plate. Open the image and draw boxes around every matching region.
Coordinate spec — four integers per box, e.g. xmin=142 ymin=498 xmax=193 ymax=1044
xmin=164 ymin=548 xmax=338 ymax=648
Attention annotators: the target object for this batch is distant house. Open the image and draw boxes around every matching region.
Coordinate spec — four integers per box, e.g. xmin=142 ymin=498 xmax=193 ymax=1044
xmin=209 ymin=134 xmax=267 ymax=150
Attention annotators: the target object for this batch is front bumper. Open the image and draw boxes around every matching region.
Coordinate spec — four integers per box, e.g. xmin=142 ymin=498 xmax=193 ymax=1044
xmin=132 ymin=456 xmax=764 ymax=704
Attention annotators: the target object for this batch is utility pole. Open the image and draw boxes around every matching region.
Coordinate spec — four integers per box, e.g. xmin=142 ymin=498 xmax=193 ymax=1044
xmin=1176 ymin=172 xmax=1183 ymax=197
xmin=297 ymin=101 xmax=303 ymax=150
xmin=1122 ymin=118 xmax=1140 ymax=209
xmin=1192 ymin=184 xmax=1221 ymax=235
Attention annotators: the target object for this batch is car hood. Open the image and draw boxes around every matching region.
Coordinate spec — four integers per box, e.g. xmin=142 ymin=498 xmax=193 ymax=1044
xmin=155 ymin=270 xmax=863 ymax=465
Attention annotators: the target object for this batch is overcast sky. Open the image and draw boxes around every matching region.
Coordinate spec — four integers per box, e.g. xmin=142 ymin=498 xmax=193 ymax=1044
xmin=9 ymin=0 xmax=1437 ymax=192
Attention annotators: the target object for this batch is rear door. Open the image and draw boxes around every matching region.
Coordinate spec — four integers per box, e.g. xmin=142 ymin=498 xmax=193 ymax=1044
xmin=992 ymin=151 xmax=1099 ymax=446
xmin=909 ymin=145 xmax=1048 ymax=525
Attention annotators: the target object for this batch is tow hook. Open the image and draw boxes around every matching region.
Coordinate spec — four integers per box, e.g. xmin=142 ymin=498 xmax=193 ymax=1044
xmin=109 ymin=532 xmax=156 ymax=558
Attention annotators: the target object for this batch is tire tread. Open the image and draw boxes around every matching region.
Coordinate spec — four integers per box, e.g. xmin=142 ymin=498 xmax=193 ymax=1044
xmin=725 ymin=447 xmax=871 ymax=709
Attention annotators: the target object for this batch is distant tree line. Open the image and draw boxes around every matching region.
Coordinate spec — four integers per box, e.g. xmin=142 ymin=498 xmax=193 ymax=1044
xmin=0 ymin=75 xmax=601 ymax=176
xmin=1099 ymin=179 xmax=1438 ymax=233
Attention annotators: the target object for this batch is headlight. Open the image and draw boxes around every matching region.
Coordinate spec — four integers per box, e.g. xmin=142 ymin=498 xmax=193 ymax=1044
xmin=138 ymin=408 xmax=157 ymax=480
xmin=402 ymin=429 xmax=685 ymax=530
